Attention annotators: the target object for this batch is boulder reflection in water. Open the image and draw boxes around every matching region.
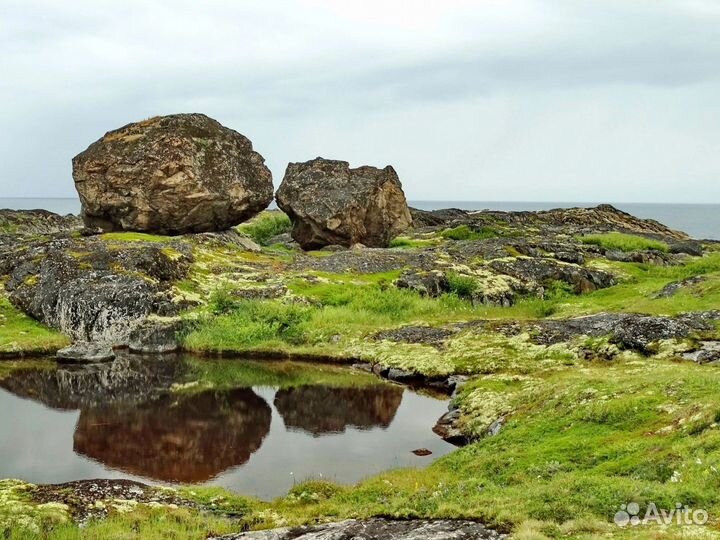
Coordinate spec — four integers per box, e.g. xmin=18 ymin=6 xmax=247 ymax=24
xmin=73 ymin=389 xmax=272 ymax=483
xmin=274 ymin=385 xmax=403 ymax=436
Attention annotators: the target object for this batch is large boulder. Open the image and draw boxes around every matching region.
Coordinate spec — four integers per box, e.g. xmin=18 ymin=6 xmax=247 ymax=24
xmin=72 ymin=113 xmax=273 ymax=234
xmin=275 ymin=158 xmax=413 ymax=249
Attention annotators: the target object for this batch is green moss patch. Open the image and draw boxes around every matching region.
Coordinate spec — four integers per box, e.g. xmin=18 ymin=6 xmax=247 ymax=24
xmin=0 ymin=293 xmax=69 ymax=358
xmin=579 ymin=233 xmax=669 ymax=253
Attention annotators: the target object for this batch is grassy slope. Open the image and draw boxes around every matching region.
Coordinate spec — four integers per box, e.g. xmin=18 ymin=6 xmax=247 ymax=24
xmin=4 ymin=229 xmax=720 ymax=538
xmin=0 ymin=292 xmax=69 ymax=357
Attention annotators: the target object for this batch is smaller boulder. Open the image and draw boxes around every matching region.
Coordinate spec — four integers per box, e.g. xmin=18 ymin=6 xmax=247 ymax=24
xmin=395 ymin=270 xmax=449 ymax=297
xmin=57 ymin=342 xmax=115 ymax=363
xmin=276 ymin=158 xmax=413 ymax=249
xmin=128 ymin=318 xmax=182 ymax=354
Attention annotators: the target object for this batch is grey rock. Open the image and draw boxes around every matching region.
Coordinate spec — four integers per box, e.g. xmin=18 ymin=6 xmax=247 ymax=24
xmin=211 ymin=518 xmax=504 ymax=540
xmin=128 ymin=318 xmax=182 ymax=354
xmin=488 ymin=257 xmax=616 ymax=294
xmin=375 ymin=325 xmax=456 ymax=348
xmin=73 ymin=113 xmax=273 ymax=234
xmin=57 ymin=342 xmax=115 ymax=363
xmin=432 ymin=409 xmax=467 ymax=446
xmin=395 ymin=270 xmax=450 ymax=297
xmin=387 ymin=367 xmax=418 ymax=383
xmin=669 ymin=241 xmax=704 ymax=257
xmin=4 ymin=238 xmax=190 ymax=345
xmin=653 ymin=276 xmax=707 ymax=299
xmin=684 ymin=342 xmax=720 ymax=364
xmin=605 ymin=249 xmax=677 ymax=266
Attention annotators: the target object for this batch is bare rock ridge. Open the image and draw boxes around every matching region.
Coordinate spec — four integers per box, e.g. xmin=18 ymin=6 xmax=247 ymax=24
xmin=211 ymin=518 xmax=505 ymax=540
xmin=72 ymin=113 xmax=274 ymax=234
xmin=276 ymin=157 xmax=413 ymax=249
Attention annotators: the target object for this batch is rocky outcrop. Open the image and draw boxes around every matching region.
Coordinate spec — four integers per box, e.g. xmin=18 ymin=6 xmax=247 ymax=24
xmin=411 ymin=204 xmax=689 ymax=242
xmin=73 ymin=113 xmax=273 ymax=234
xmin=276 ymin=158 xmax=412 ymax=249
xmin=488 ymin=258 xmax=615 ymax=295
xmin=32 ymin=479 xmax=195 ymax=524
xmin=653 ymin=276 xmax=707 ymax=298
xmin=212 ymin=519 xmax=504 ymax=540
xmin=495 ymin=311 xmax=720 ymax=354
xmin=0 ymin=209 xmax=81 ymax=236
xmin=3 ymin=237 xmax=192 ymax=344
xmin=395 ymin=270 xmax=450 ymax=297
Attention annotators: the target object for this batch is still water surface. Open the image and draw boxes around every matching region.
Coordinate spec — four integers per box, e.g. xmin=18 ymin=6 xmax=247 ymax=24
xmin=0 ymin=356 xmax=453 ymax=500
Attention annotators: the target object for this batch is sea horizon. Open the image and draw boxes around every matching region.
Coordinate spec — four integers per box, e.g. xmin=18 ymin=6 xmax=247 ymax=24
xmin=2 ymin=197 xmax=719 ymax=240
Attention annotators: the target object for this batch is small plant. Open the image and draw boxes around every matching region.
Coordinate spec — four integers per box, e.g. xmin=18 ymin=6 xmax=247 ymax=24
xmin=578 ymin=232 xmax=669 ymax=253
xmin=389 ymin=236 xmax=436 ymax=248
xmin=237 ymin=212 xmax=292 ymax=246
xmin=447 ymin=272 xmax=478 ymax=298
xmin=440 ymin=225 xmax=501 ymax=241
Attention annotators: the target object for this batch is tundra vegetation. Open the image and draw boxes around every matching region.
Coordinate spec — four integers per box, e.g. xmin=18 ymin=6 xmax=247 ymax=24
xmin=2 ymin=207 xmax=720 ymax=539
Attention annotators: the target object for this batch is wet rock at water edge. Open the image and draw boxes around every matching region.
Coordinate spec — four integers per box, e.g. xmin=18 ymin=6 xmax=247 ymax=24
xmin=433 ymin=409 xmax=468 ymax=446
xmin=213 ymin=518 xmax=505 ymax=540
xmin=73 ymin=113 xmax=274 ymax=234
xmin=56 ymin=342 xmax=115 ymax=363
xmin=276 ymin=157 xmax=413 ymax=249
xmin=128 ymin=318 xmax=182 ymax=354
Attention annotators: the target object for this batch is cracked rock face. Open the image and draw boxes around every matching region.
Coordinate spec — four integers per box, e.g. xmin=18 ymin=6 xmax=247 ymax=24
xmin=73 ymin=113 xmax=273 ymax=234
xmin=276 ymin=158 xmax=413 ymax=249
xmin=211 ymin=519 xmax=505 ymax=540
xmin=3 ymin=237 xmax=192 ymax=344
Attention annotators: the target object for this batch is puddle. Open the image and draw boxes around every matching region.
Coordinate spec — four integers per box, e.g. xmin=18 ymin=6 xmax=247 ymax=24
xmin=0 ymin=355 xmax=454 ymax=499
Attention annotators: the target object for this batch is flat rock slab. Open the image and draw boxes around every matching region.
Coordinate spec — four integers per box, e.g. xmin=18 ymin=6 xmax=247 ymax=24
xmin=56 ymin=342 xmax=115 ymax=363
xmin=213 ymin=519 xmax=505 ymax=540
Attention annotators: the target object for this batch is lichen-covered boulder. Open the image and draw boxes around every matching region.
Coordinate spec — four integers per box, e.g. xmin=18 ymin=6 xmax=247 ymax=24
xmin=3 ymin=237 xmax=193 ymax=345
xmin=276 ymin=158 xmax=413 ymax=249
xmin=73 ymin=113 xmax=273 ymax=234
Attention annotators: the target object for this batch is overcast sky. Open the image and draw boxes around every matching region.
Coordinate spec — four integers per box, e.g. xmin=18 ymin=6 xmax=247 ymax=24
xmin=1 ymin=0 xmax=718 ymax=202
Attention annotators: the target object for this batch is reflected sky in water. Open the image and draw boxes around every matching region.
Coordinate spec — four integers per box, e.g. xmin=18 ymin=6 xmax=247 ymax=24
xmin=0 ymin=359 xmax=454 ymax=499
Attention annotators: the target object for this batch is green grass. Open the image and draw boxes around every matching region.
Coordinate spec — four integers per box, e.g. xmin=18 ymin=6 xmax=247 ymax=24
xmin=183 ymin=280 xmax=472 ymax=355
xmin=446 ymin=272 xmax=478 ymax=298
xmin=237 ymin=212 xmax=292 ymax=246
xmin=578 ymin=233 xmax=669 ymax=253
xmin=440 ymin=225 xmax=501 ymax=241
xmin=9 ymin=237 xmax=720 ymax=538
xmin=389 ymin=236 xmax=438 ymax=248
xmin=183 ymin=253 xmax=720 ymax=358
xmin=0 ymin=294 xmax=69 ymax=357
xmin=100 ymin=232 xmax=172 ymax=243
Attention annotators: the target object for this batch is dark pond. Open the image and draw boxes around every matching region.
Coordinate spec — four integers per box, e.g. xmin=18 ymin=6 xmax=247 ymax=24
xmin=0 ymin=355 xmax=454 ymax=499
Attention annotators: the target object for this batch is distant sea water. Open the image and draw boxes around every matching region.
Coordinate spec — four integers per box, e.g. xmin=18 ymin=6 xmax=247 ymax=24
xmin=1 ymin=197 xmax=719 ymax=241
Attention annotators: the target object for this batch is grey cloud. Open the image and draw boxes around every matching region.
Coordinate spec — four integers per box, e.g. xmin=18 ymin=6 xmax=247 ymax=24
xmin=0 ymin=0 xmax=718 ymax=202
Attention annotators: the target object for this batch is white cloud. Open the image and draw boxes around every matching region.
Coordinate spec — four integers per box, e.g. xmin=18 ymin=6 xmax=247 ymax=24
xmin=0 ymin=0 xmax=718 ymax=202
